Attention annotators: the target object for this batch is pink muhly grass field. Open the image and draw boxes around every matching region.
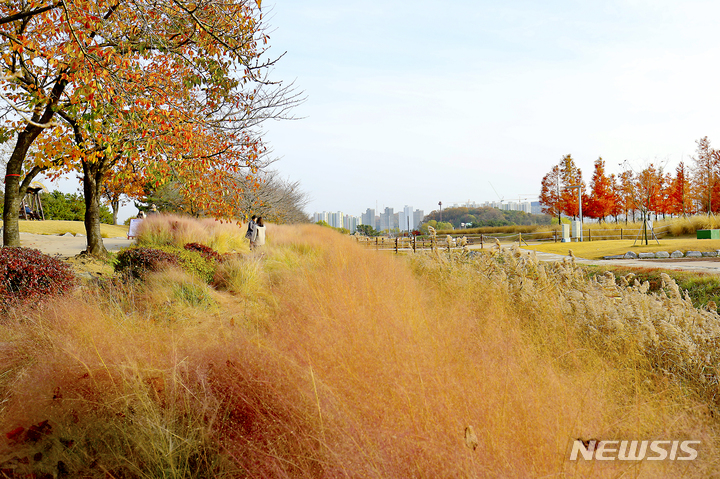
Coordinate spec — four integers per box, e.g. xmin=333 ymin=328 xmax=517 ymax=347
xmin=0 ymin=221 xmax=718 ymax=478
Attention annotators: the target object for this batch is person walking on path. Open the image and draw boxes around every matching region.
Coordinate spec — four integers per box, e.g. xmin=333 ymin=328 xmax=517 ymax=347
xmin=251 ymin=217 xmax=266 ymax=250
xmin=245 ymin=215 xmax=257 ymax=244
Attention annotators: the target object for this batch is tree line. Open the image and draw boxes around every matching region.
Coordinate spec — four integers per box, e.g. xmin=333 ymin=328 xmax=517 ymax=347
xmin=0 ymin=0 xmax=301 ymax=256
xmin=422 ymin=206 xmax=551 ymax=229
xmin=539 ymin=137 xmax=718 ymax=224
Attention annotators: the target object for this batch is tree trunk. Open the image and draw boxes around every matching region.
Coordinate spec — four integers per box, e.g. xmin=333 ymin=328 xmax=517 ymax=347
xmin=3 ymin=78 xmax=68 ymax=246
xmin=82 ymin=160 xmax=108 ymax=257
xmin=3 ymin=130 xmax=42 ymax=246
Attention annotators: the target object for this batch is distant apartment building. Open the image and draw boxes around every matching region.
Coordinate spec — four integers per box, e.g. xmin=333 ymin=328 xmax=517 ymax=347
xmin=362 ymin=208 xmax=375 ymax=229
xmin=399 ymin=205 xmax=413 ymax=232
xmin=504 ymin=201 xmax=531 ymax=214
xmin=531 ymin=201 xmax=542 ymax=215
xmin=379 ymin=207 xmax=395 ymax=231
xmin=312 ymin=211 xmax=329 ymax=224
xmin=414 ymin=209 xmax=424 ymax=228
xmin=344 ymin=215 xmax=360 ymax=232
xmin=312 ymin=210 xmax=361 ymax=232
xmin=480 ymin=200 xmax=535 ymax=214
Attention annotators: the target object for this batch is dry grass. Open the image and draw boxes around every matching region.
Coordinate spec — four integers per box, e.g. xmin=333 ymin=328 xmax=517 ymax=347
xmin=525 ymin=238 xmax=720 ymax=259
xmin=0 ymin=219 xmax=128 ymax=237
xmin=135 ymin=213 xmax=250 ymax=253
xmin=1 ymin=219 xmax=719 ymax=477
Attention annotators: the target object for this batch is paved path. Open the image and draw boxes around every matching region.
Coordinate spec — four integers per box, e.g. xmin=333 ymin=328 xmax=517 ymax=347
xmin=521 ymin=248 xmax=720 ymax=274
xmin=19 ymin=232 xmax=134 ymax=257
xmin=366 ymin=242 xmax=720 ymax=274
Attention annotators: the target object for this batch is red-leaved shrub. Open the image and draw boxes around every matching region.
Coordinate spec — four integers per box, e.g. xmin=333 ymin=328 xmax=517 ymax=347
xmin=0 ymin=247 xmax=76 ymax=308
xmin=184 ymin=242 xmax=222 ymax=262
xmin=114 ymin=247 xmax=179 ymax=278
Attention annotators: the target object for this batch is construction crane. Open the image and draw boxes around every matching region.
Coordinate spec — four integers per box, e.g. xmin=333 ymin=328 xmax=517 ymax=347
xmin=488 ymin=182 xmax=504 ymax=204
xmin=515 ymin=194 xmax=538 ymax=203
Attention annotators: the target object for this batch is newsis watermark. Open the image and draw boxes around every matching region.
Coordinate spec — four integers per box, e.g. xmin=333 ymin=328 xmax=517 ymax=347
xmin=569 ymin=439 xmax=700 ymax=461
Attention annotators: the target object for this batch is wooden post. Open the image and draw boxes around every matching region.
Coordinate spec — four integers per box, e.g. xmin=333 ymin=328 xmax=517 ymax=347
xmin=413 ymin=235 xmax=416 ymax=253
xmin=395 ymin=237 xmax=398 ymax=254
xmin=554 ymin=230 xmax=557 ymax=243
xmin=588 ymin=229 xmax=591 ymax=242
xmin=620 ymin=228 xmax=623 ymax=240
xmin=481 ymin=234 xmax=484 ymax=249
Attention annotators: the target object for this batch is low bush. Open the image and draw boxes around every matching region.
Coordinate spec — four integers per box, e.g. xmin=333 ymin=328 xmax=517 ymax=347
xmin=0 ymin=247 xmax=76 ymax=308
xmin=115 ymin=246 xmax=218 ymax=282
xmin=114 ymin=247 xmax=179 ymax=279
xmin=184 ymin=242 xmax=223 ymax=263
xmin=165 ymin=247 xmax=216 ymax=283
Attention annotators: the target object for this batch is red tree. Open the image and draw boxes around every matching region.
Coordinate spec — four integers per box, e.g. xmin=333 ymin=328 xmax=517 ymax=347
xmin=586 ymin=157 xmax=615 ymax=222
xmin=559 ymin=154 xmax=584 ymax=219
xmin=667 ymin=162 xmax=692 ymax=216
xmin=618 ymin=169 xmax=635 ymax=223
xmin=692 ymin=137 xmax=720 ymax=214
xmin=539 ymin=165 xmax=562 ymax=224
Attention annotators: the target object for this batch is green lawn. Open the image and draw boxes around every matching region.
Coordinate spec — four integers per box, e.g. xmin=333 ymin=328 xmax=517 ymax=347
xmin=0 ymin=220 xmax=128 ymax=238
xmin=585 ymin=264 xmax=720 ymax=309
xmin=525 ymin=238 xmax=720 ymax=260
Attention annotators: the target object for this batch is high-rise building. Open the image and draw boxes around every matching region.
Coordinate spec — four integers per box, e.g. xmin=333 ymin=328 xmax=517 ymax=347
xmin=344 ymin=215 xmax=359 ymax=232
xmin=362 ymin=208 xmax=375 ymax=228
xmin=312 ymin=211 xmax=329 ymax=224
xmin=379 ymin=207 xmax=395 ymax=231
xmin=400 ymin=205 xmax=414 ymax=232
xmin=413 ymin=209 xmax=424 ymax=229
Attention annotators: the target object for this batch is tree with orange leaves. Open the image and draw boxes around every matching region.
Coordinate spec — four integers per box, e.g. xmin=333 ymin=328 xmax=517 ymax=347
xmin=558 ymin=154 xmax=584 ymax=219
xmin=633 ymin=164 xmax=664 ymax=244
xmin=585 ymin=157 xmax=615 ymax=222
xmin=617 ymin=169 xmax=636 ymax=223
xmin=539 ymin=164 xmax=562 ymax=225
xmin=691 ymin=137 xmax=720 ymax=214
xmin=666 ymin=162 xmax=692 ymax=217
xmin=1 ymin=0 xmax=299 ymax=254
xmin=608 ymin=174 xmax=623 ymax=222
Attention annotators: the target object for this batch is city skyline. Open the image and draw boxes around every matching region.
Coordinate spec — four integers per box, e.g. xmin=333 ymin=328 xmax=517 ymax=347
xmin=312 ymin=199 xmax=541 ymax=232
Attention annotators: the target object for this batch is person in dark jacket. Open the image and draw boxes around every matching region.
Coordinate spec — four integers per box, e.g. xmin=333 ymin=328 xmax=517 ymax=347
xmin=245 ymin=215 xmax=257 ymax=243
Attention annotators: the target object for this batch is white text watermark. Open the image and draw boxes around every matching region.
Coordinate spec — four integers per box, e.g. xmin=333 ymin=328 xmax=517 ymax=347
xmin=570 ymin=440 xmax=699 ymax=461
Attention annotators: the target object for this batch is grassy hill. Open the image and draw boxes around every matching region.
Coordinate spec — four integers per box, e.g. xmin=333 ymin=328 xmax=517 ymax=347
xmin=1 ymin=215 xmax=719 ymax=477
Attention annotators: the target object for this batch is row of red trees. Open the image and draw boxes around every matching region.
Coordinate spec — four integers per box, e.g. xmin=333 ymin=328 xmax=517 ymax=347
xmin=539 ymin=137 xmax=719 ymax=224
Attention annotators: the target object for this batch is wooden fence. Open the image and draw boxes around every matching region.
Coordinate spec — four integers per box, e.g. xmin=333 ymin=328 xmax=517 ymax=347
xmin=355 ymin=225 xmax=670 ymax=254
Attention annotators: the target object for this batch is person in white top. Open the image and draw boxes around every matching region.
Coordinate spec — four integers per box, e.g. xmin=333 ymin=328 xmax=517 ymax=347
xmin=251 ymin=216 xmax=266 ymax=249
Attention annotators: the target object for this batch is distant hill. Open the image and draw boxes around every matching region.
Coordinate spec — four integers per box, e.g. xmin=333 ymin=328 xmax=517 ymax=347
xmin=422 ymin=206 xmax=551 ymax=228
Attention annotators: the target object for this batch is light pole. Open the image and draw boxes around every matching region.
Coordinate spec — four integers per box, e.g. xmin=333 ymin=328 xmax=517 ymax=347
xmin=438 ymin=201 xmax=443 ymax=223
xmin=568 ymin=185 xmax=583 ymax=242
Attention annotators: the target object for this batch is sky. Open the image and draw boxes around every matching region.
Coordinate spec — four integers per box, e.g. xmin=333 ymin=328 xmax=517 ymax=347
xmin=255 ymin=0 xmax=720 ymax=219
xmin=29 ymin=0 xmax=720 ymax=223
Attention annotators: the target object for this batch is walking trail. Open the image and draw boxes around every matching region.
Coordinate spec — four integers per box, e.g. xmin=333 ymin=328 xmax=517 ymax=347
xmin=519 ymin=247 xmax=720 ymax=274
xmin=18 ymin=232 xmax=134 ymax=256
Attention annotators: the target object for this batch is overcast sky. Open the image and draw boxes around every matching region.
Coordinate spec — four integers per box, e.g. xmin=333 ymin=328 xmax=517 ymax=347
xmin=258 ymin=0 xmax=720 ymax=218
